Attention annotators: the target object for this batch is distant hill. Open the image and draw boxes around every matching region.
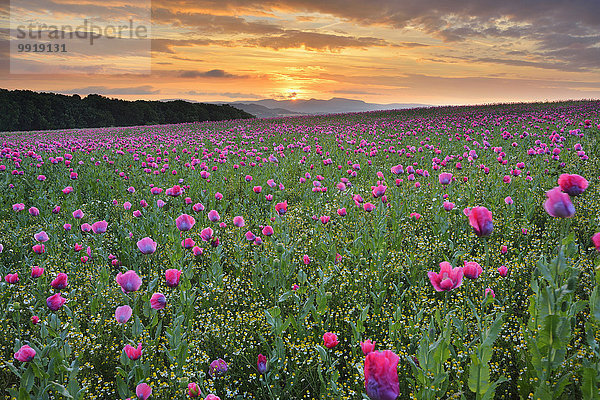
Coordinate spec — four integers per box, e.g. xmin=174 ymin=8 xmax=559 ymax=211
xmin=0 ymin=89 xmax=254 ymax=132
xmin=228 ymin=97 xmax=430 ymax=116
xmin=231 ymin=103 xmax=303 ymax=118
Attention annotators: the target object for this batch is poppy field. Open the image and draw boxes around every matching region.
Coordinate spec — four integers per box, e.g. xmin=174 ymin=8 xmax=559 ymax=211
xmin=2 ymin=100 xmax=600 ymax=400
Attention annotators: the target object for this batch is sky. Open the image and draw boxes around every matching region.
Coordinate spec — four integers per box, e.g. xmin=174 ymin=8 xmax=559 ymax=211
xmin=1 ymin=0 xmax=599 ymax=105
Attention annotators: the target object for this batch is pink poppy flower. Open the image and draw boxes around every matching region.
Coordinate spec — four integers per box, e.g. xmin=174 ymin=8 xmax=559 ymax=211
xmin=14 ymin=345 xmax=36 ymax=362
xmin=137 ymin=237 xmax=157 ymax=254
xmin=124 ymin=343 xmax=142 ymax=360
xmin=176 ymin=214 xmax=196 ymax=231
xmin=428 ymin=261 xmax=463 ymax=292
xmin=361 ymin=339 xmax=376 ymax=355
xmin=544 ymin=187 xmax=575 ymax=218
xmin=115 ymin=270 xmax=142 ymax=293
xmin=115 ymin=305 xmax=133 ymax=323
xmin=323 ymin=332 xmax=339 ymax=348
xmin=364 ymin=350 xmax=399 ymax=400
xmin=468 ymin=207 xmax=493 ymax=237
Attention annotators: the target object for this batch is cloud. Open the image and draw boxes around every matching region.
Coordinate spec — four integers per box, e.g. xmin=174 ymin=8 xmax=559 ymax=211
xmin=153 ymin=8 xmax=283 ymax=35
xmin=179 ymin=69 xmax=245 ymax=78
xmin=60 ymin=86 xmax=159 ymax=95
xmin=151 ymin=0 xmax=600 ymax=71
xmin=242 ymin=30 xmax=388 ymax=51
xmin=185 ymin=90 xmax=263 ymax=98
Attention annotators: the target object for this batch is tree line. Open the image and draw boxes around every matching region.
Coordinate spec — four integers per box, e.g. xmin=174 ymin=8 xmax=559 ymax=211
xmin=0 ymin=89 xmax=254 ymax=132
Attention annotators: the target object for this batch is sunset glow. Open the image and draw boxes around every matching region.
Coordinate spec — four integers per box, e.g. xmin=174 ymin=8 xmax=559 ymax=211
xmin=1 ymin=0 xmax=599 ymax=105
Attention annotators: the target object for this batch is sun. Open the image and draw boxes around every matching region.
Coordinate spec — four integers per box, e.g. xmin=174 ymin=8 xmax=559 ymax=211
xmin=284 ymin=89 xmax=300 ymax=100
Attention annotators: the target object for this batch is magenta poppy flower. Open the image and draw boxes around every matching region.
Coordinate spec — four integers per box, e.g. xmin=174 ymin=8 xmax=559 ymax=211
xmin=592 ymin=233 xmax=600 ymax=251
xmin=233 ymin=216 xmax=245 ymax=227
xmin=72 ymin=209 xmax=84 ymax=219
xmin=200 ymin=227 xmax=213 ymax=241
xmin=92 ymin=220 xmax=108 ymax=234
xmin=176 ymin=214 xmax=196 ymax=231
xmin=62 ymin=186 xmax=73 ymax=194
xmin=209 ymin=358 xmax=228 ymax=376
xmin=544 ymin=187 xmax=575 ymax=218
xmin=215 ymin=192 xmax=223 ymax=200
xmin=64 ymin=223 xmax=72 ymax=231
xmin=115 ymin=305 xmax=133 ymax=323
xmin=115 ymin=270 xmax=142 ymax=293
xmin=265 ymin=194 xmax=273 ymax=201
xmin=443 ymin=202 xmax=455 ymax=211
xmin=428 ymin=261 xmax=463 ymax=292
xmin=188 ymin=382 xmax=201 ymax=397
xmin=337 ymin=208 xmax=347 ymax=216
xmin=207 ymin=210 xmax=220 ymax=222
xmin=364 ymin=350 xmax=400 ymax=400
xmin=363 ymin=203 xmax=375 ymax=212
xmin=123 ymin=202 xmax=132 ymax=210
xmin=150 ymin=293 xmax=166 ymax=310
xmin=257 ymin=354 xmax=267 ymax=375
xmin=245 ymin=231 xmax=256 ymax=242
xmin=303 ymin=255 xmax=311 ymax=265
xmin=136 ymin=383 xmax=152 ymax=400
xmin=137 ymin=237 xmax=157 ymax=254
xmin=193 ymin=203 xmax=205 ymax=212
xmin=323 ymin=332 xmax=339 ymax=348
xmin=485 ymin=288 xmax=496 ymax=298
xmin=51 ymin=272 xmax=68 ymax=289
xmin=504 ymin=196 xmax=513 ymax=205
xmin=33 ymin=231 xmax=49 ymax=243
xmin=205 ymin=395 xmax=221 ymax=400
xmin=181 ymin=238 xmax=195 ymax=249
xmin=262 ymin=225 xmax=274 ymax=236
xmin=372 ymin=184 xmax=387 ymax=198
xmin=31 ymin=266 xmax=44 ymax=278
xmin=167 ymin=185 xmax=182 ymax=197
xmin=13 ymin=203 xmax=25 ymax=212
xmin=46 ymin=293 xmax=66 ymax=311
xmin=52 ymin=206 xmax=60 ymax=214
xmin=438 ymin=172 xmax=452 ymax=185
xmin=4 ymin=272 xmax=18 ymax=284
xmin=192 ymin=246 xmax=204 ymax=256
xmin=253 ymin=186 xmax=262 ymax=193
xmin=558 ymin=173 xmax=588 ymax=196
xmin=275 ymin=201 xmax=288 ymax=215
xmin=320 ymin=216 xmax=330 ymax=224
xmin=361 ymin=339 xmax=376 ymax=356
xmin=14 ymin=345 xmax=36 ymax=362
xmin=32 ymin=244 xmax=45 ymax=254
xmin=463 ymin=261 xmax=482 ymax=280
xmin=81 ymin=223 xmax=92 ymax=232
xmin=497 ymin=265 xmax=508 ymax=277
xmin=31 ymin=316 xmax=40 ymax=324
xmin=165 ymin=269 xmax=182 ymax=288
xmin=28 ymin=207 xmax=40 ymax=216
xmin=124 ymin=343 xmax=142 ymax=360
xmin=468 ymin=206 xmax=493 ymax=237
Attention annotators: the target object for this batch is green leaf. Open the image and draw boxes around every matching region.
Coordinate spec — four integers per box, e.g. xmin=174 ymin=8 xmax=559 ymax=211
xmin=116 ymin=376 xmax=129 ymax=399
xmin=315 ymin=345 xmax=327 ymax=363
xmin=49 ymin=382 xmax=73 ymax=399
xmin=21 ymin=365 xmax=35 ymax=391
xmin=18 ymin=387 xmax=31 ymax=400
xmin=482 ymin=313 xmax=504 ymax=349
xmin=581 ymin=367 xmax=600 ymax=400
